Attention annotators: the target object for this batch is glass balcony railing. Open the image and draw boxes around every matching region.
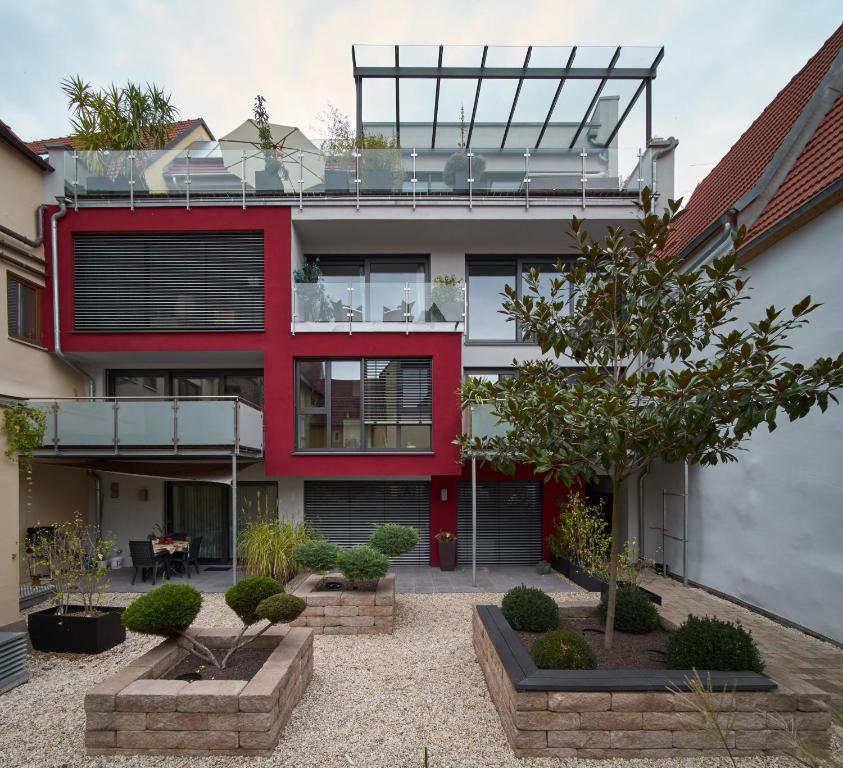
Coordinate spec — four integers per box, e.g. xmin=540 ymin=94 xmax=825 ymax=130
xmin=292 ymin=280 xmax=465 ymax=331
xmin=29 ymin=397 xmax=263 ymax=455
xmin=56 ymin=143 xmax=661 ymax=208
xmin=464 ymin=402 xmax=510 ymax=441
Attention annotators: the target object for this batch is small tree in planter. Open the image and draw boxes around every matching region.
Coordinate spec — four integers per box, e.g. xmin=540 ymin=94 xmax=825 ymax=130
xmin=460 ymin=190 xmax=843 ymax=648
xmin=122 ymin=577 xmax=305 ymax=669
xmin=251 ymin=94 xmax=294 ymax=191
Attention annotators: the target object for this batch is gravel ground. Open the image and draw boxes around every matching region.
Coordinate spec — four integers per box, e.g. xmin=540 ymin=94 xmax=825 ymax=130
xmin=1 ymin=590 xmax=839 ymax=768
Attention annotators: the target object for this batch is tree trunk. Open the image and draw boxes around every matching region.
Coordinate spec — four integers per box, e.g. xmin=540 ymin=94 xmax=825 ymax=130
xmin=604 ymin=474 xmax=623 ymax=649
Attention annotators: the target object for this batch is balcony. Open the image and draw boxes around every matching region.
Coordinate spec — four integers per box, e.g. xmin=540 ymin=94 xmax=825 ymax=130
xmin=292 ymin=280 xmax=465 ymax=334
xmin=28 ymin=397 xmax=263 ymax=457
xmin=464 ymin=402 xmax=510 ymax=441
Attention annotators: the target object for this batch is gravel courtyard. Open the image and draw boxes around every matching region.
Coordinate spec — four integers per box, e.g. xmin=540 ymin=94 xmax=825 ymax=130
xmin=1 ymin=590 xmax=839 ymax=768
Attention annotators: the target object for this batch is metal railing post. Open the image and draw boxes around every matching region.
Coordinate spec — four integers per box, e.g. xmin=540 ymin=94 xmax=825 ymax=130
xmin=72 ymin=151 xmax=79 ymax=212
xmin=637 ymin=147 xmax=644 ymax=203
xmin=128 ymin=152 xmax=135 ymax=212
xmin=411 ymin=149 xmax=418 ymax=211
xmin=298 ymin=149 xmax=304 ymax=211
xmin=346 ymin=284 xmax=354 ymax=335
xmin=52 ymin=402 xmax=59 ymax=453
xmin=241 ymin=150 xmax=246 ymax=210
xmin=291 ymin=283 xmax=297 ymax=335
xmin=580 ymin=147 xmax=588 ymax=210
xmin=523 ymin=148 xmax=531 ymax=210
xmin=172 ymin=398 xmax=179 ymax=455
xmin=404 ymin=282 xmax=411 ymax=335
xmin=461 ymin=281 xmax=467 ymax=334
xmin=185 ymin=149 xmax=191 ymax=211
xmin=467 ymin=150 xmax=474 ymax=210
xmin=113 ymin=400 xmax=119 ymax=454
xmin=353 ymin=151 xmax=361 ymax=211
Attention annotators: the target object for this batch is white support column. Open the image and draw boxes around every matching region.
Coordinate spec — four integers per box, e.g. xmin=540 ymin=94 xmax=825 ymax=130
xmin=471 ymin=454 xmax=477 ymax=588
xmin=231 ymin=454 xmax=238 ymax=585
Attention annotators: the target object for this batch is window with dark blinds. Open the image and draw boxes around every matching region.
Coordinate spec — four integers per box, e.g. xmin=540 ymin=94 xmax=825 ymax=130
xmin=363 ymin=359 xmax=433 ymax=425
xmin=7 ymin=274 xmax=40 ymax=343
xmin=73 ymin=231 xmax=264 ymax=332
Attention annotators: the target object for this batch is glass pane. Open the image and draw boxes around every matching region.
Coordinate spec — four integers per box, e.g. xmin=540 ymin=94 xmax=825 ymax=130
xmin=176 ymin=376 xmax=222 ymax=397
xmin=467 ymin=262 xmax=517 ymax=340
xmin=330 ymin=361 xmax=361 ymax=449
xmin=113 ymin=375 xmax=167 ymax=397
xmin=298 ymin=361 xmax=326 ymax=408
xmin=238 ymin=483 xmax=278 ymax=532
xmin=319 ymin=263 xmax=365 ymax=322
xmin=400 ymin=425 xmax=430 ymax=450
xmin=298 ymin=413 xmax=327 ymax=449
xmin=116 ymin=401 xmax=174 ymax=445
xmin=56 ymin=401 xmax=115 ymax=446
xmin=369 ymin=263 xmax=426 ymax=322
xmin=170 ymin=484 xmax=227 ymax=560
xmin=178 ymin=400 xmax=235 ymax=445
xmin=366 ymin=424 xmax=397 ymax=450
xmin=223 ymin=375 xmax=263 ymax=407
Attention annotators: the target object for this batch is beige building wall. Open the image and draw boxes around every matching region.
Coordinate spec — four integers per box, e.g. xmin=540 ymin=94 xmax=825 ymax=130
xmin=0 ymin=137 xmax=89 ymax=629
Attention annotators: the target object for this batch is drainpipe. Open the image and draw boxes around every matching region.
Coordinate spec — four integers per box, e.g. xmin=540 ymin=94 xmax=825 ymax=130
xmin=0 ymin=204 xmax=46 ymax=248
xmin=89 ymin=470 xmax=103 ymax=530
xmin=51 ymin=202 xmax=95 ymax=396
xmin=637 ymin=463 xmax=650 ymax=559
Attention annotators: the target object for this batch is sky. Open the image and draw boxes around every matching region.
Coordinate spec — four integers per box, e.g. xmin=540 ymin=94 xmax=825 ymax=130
xmin=1 ymin=0 xmax=840 ymax=201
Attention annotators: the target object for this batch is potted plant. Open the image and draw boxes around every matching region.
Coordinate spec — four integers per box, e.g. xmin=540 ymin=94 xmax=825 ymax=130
xmin=443 ymin=151 xmax=486 ymax=191
xmin=317 ymin=104 xmax=355 ymax=191
xmin=430 ymin=274 xmax=464 ymax=322
xmin=358 ymin=133 xmax=403 ymax=191
xmin=435 ymin=531 xmax=457 ymax=571
xmin=252 ymin=94 xmax=291 ymax=192
xmin=547 ymin=493 xmax=609 ymax=590
xmin=293 ymin=257 xmax=330 ymax=321
xmin=26 ymin=513 xmax=125 ymax=654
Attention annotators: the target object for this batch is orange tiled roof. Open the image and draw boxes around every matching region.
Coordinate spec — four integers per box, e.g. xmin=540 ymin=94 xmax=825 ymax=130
xmin=26 ymin=118 xmax=207 ymax=155
xmin=667 ymin=24 xmax=843 ymax=258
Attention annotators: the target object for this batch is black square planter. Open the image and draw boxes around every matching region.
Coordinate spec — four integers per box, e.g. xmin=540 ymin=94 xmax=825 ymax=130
xmin=28 ymin=605 xmax=125 ymax=654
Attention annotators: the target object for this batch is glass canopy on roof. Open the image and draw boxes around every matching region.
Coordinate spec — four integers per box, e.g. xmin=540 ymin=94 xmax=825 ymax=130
xmin=351 ymin=44 xmax=663 ymax=151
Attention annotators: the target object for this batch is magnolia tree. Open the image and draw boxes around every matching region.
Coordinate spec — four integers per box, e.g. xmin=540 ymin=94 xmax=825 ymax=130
xmin=460 ymin=191 xmax=843 ymax=648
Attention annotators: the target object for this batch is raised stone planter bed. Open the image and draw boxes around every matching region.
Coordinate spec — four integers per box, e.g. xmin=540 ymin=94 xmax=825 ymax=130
xmin=474 ymin=604 xmax=832 ymax=759
xmin=84 ymin=625 xmax=313 ymax=757
xmin=290 ymin=572 xmax=395 ymax=635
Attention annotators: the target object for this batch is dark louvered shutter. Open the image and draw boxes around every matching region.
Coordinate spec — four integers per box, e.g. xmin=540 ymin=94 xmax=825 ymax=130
xmin=6 ymin=278 xmax=17 ymax=336
xmin=457 ymin=481 xmax=542 ymax=565
xmin=304 ymin=480 xmax=430 ymax=565
xmin=363 ymin=359 xmax=432 ymax=425
xmin=73 ymin=231 xmax=264 ymax=331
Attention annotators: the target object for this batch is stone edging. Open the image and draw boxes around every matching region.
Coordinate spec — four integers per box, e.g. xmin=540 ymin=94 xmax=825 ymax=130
xmin=290 ymin=572 xmax=395 ymax=634
xmin=473 ymin=605 xmax=832 ymax=759
xmin=84 ymin=625 xmax=313 ymax=757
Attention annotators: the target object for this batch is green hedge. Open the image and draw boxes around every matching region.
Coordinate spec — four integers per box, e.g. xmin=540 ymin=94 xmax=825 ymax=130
xmin=501 ymin=585 xmax=559 ymax=632
xmin=598 ymin=586 xmax=660 ymax=634
xmin=336 ymin=545 xmax=390 ymax=582
xmin=225 ymin=576 xmax=284 ymax=626
xmin=122 ymin=583 xmax=202 ymax=636
xmin=530 ymin=629 xmax=597 ymax=670
xmin=666 ymin=615 xmax=764 ymax=672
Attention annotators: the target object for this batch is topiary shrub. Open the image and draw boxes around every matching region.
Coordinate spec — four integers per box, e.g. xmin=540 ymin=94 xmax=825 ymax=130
xmin=368 ymin=524 xmax=419 ymax=557
xmin=122 ymin=583 xmax=202 ymax=636
xmin=598 ymin=586 xmax=660 ymax=634
xmin=501 ymin=584 xmax=559 ymax=632
xmin=666 ymin=615 xmax=764 ymax=672
xmin=336 ymin=545 xmax=389 ymax=583
xmin=530 ymin=629 xmax=597 ymax=670
xmin=293 ymin=539 xmax=340 ymax=573
xmin=225 ymin=576 xmax=284 ymax=626
xmin=255 ymin=593 xmax=306 ymax=624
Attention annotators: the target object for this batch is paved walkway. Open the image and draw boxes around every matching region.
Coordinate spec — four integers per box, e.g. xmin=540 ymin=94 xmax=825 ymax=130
xmin=644 ymin=572 xmax=843 ymax=707
xmin=393 ymin=565 xmax=576 ymax=594
xmin=103 ymin=565 xmax=241 ymax=593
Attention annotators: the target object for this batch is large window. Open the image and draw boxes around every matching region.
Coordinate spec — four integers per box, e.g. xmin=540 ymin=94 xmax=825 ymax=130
xmin=466 ymin=257 xmax=570 ymax=342
xmin=109 ymin=370 xmax=264 ymax=406
xmin=296 ymin=358 xmax=432 ymax=452
xmin=7 ymin=274 xmax=41 ymax=344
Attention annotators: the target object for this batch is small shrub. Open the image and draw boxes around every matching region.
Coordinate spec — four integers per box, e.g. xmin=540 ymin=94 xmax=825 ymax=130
xmin=368 ymin=524 xmax=419 ymax=557
xmin=122 ymin=583 xmax=201 ymax=636
xmin=530 ymin=629 xmax=597 ymax=670
xmin=238 ymin=519 xmax=314 ymax=581
xmin=501 ymin=585 xmax=559 ymax=632
xmin=293 ymin=539 xmax=340 ymax=573
xmin=599 ymin=586 xmax=660 ymax=634
xmin=255 ymin=593 xmax=306 ymax=624
xmin=666 ymin=615 xmax=764 ymax=672
xmin=336 ymin=545 xmax=389 ymax=582
xmin=225 ymin=576 xmax=284 ymax=626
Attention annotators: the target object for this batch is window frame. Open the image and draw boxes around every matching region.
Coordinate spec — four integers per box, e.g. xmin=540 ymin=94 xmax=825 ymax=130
xmin=465 ymin=255 xmax=574 ymax=344
xmin=294 ymin=357 xmax=433 ymax=454
xmin=6 ymin=273 xmax=42 ymax=345
xmin=106 ymin=369 xmax=265 ymax=407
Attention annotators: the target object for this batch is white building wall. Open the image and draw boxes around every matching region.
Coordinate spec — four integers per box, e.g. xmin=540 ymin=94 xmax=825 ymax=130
xmin=100 ymin=472 xmax=165 ymax=567
xmin=639 ymin=207 xmax=843 ymax=643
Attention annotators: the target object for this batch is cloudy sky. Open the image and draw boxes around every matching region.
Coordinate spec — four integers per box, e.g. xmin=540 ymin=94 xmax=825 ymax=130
xmin=1 ymin=0 xmax=839 ymax=200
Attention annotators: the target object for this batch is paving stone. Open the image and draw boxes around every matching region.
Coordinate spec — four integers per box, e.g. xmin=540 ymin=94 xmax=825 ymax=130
xmin=176 ymin=680 xmax=246 ymax=713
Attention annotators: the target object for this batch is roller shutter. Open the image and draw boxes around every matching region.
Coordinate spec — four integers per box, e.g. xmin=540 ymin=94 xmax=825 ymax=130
xmin=303 ymin=481 xmax=430 ymax=565
xmin=73 ymin=231 xmax=264 ymax=331
xmin=457 ymin=481 xmax=542 ymax=565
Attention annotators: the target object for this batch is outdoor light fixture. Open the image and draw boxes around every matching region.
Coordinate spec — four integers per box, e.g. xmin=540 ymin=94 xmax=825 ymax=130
xmin=440 ymin=487 xmax=448 ymax=502
xmin=110 ymin=482 xmax=119 ymax=499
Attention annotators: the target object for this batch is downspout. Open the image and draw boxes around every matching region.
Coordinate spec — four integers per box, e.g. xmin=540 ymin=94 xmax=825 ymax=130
xmin=0 ymin=203 xmax=46 ymax=248
xmin=89 ymin=470 xmax=103 ymax=530
xmin=637 ymin=463 xmax=650 ymax=559
xmin=51 ymin=202 xmax=95 ymax=395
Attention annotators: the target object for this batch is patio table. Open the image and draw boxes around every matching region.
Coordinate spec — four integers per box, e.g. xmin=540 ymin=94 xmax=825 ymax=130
xmin=151 ymin=540 xmax=188 ymax=555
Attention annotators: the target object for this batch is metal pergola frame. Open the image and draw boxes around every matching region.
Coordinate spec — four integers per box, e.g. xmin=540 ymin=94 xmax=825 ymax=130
xmin=352 ymin=44 xmax=664 ymax=150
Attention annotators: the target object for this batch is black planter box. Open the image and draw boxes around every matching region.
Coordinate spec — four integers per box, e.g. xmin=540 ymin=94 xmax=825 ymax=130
xmin=551 ymin=557 xmax=662 ymax=605
xmin=437 ymin=539 xmax=457 ymax=571
xmin=28 ymin=605 xmax=125 ymax=654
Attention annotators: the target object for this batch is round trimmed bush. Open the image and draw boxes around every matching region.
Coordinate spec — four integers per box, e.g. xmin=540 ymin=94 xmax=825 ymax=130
xmin=368 ymin=524 xmax=419 ymax=557
xmin=122 ymin=583 xmax=201 ymax=637
xmin=599 ymin=586 xmax=660 ymax=634
xmin=225 ymin=576 xmax=284 ymax=626
xmin=293 ymin=539 xmax=340 ymax=573
xmin=666 ymin=615 xmax=764 ymax=672
xmin=530 ymin=629 xmax=597 ymax=670
xmin=255 ymin=593 xmax=306 ymax=624
xmin=501 ymin=584 xmax=559 ymax=632
xmin=336 ymin=545 xmax=390 ymax=583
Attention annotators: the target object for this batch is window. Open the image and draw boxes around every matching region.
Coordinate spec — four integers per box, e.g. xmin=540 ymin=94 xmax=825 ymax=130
xmin=6 ymin=274 xmax=41 ymax=344
xmin=466 ymin=257 xmax=571 ymax=342
xmin=463 ymin=369 xmax=517 ymax=383
xmin=109 ymin=370 xmax=264 ymax=406
xmin=296 ymin=358 xmax=432 ymax=452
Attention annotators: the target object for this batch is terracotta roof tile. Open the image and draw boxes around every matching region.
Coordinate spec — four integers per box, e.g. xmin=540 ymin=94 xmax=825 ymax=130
xmin=667 ymin=24 xmax=843 ymax=257
xmin=747 ymin=92 xmax=843 ymax=243
xmin=25 ymin=118 xmax=205 ymax=155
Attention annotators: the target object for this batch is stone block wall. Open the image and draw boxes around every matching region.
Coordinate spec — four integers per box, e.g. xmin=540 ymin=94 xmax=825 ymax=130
xmin=85 ymin=625 xmax=313 ymax=757
xmin=290 ymin=573 xmax=395 ymax=634
xmin=472 ymin=607 xmax=832 ymax=759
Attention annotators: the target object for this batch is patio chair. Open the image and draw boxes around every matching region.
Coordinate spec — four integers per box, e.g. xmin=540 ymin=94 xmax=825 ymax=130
xmin=129 ymin=540 xmax=168 ymax=585
xmin=171 ymin=536 xmax=202 ymax=579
